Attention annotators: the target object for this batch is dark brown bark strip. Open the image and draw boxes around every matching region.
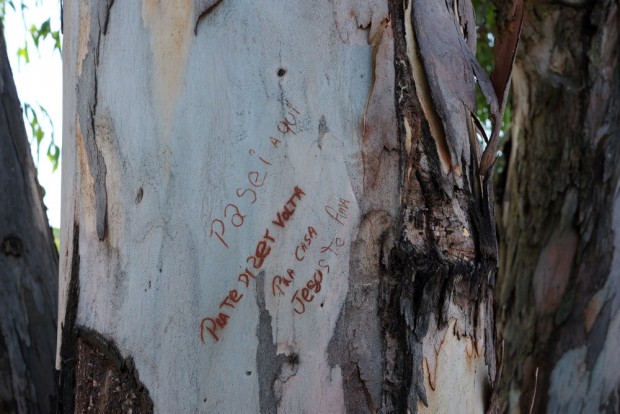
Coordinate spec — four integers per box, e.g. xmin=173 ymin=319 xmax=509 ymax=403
xmin=73 ymin=328 xmax=153 ymax=413
xmin=56 ymin=222 xmax=80 ymax=414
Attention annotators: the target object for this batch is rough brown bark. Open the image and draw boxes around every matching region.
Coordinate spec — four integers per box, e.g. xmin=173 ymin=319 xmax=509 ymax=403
xmin=327 ymin=1 xmax=503 ymax=411
xmin=0 ymin=25 xmax=58 ymax=413
xmin=496 ymin=0 xmax=620 ymax=412
xmin=73 ymin=329 xmax=153 ymax=413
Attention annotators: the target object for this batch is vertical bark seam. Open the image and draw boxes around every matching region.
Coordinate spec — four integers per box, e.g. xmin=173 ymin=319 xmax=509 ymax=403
xmin=56 ymin=222 xmax=80 ymax=413
xmin=102 ymin=0 xmax=115 ymax=35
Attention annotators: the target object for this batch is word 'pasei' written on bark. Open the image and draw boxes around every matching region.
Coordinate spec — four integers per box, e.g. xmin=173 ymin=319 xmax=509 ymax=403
xmin=200 ymin=99 xmax=354 ymax=344
xmin=209 ymin=101 xmax=300 ymax=249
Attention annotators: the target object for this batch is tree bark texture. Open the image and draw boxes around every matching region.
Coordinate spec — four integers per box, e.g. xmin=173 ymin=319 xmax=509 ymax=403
xmin=497 ymin=0 xmax=620 ymax=412
xmin=0 ymin=26 xmax=59 ymax=414
xmin=59 ymin=1 xmax=505 ymax=412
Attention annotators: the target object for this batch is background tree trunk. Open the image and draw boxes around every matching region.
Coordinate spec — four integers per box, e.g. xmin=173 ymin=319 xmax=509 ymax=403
xmin=58 ymin=1 xmax=501 ymax=412
xmin=0 ymin=25 xmax=59 ymax=414
xmin=496 ymin=0 xmax=620 ymax=412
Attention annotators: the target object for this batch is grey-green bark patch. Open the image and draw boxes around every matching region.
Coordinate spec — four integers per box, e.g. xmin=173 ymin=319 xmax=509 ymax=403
xmin=327 ymin=211 xmax=391 ymax=412
xmin=256 ymin=271 xmax=288 ymax=414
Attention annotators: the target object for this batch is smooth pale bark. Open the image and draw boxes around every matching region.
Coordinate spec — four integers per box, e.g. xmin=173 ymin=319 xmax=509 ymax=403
xmin=59 ymin=1 xmax=500 ymax=412
xmin=0 ymin=26 xmax=58 ymax=413
xmin=497 ymin=0 xmax=620 ymax=412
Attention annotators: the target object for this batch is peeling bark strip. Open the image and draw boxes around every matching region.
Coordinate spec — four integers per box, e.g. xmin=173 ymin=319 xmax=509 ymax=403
xmin=76 ymin=0 xmax=117 ymax=241
xmin=327 ymin=211 xmax=392 ymax=413
xmin=408 ymin=0 xmax=522 ymax=177
xmin=479 ymin=0 xmax=523 ymax=177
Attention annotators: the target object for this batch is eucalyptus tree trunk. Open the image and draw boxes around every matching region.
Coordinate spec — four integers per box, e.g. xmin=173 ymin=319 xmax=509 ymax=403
xmin=58 ymin=1 xmax=513 ymax=412
xmin=496 ymin=0 xmax=620 ymax=412
xmin=0 ymin=26 xmax=58 ymax=414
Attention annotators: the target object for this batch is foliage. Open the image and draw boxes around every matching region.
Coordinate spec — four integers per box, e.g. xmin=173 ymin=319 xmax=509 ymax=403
xmin=1 ymin=0 xmax=61 ymax=171
xmin=24 ymin=102 xmax=59 ymax=170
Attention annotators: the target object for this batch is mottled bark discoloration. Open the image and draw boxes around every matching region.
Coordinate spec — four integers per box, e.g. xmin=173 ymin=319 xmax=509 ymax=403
xmin=256 ymin=271 xmax=289 ymax=414
xmin=328 ymin=211 xmax=392 ymax=413
xmin=497 ymin=0 xmax=620 ymax=412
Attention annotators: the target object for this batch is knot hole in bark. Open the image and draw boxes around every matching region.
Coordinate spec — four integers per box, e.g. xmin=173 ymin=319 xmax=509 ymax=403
xmin=2 ymin=234 xmax=23 ymax=257
xmin=287 ymin=353 xmax=299 ymax=366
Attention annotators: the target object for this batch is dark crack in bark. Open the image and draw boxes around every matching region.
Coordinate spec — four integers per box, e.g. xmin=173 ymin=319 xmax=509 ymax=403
xmin=194 ymin=0 xmax=224 ymax=35
xmin=76 ymin=1 xmax=114 ymax=241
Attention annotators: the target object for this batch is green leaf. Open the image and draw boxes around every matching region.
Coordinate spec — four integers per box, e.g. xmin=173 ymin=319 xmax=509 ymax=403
xmin=47 ymin=142 xmax=60 ymax=171
xmin=35 ymin=126 xmax=44 ymax=144
xmin=39 ymin=18 xmax=50 ymax=35
xmin=17 ymin=45 xmax=29 ymax=63
xmin=51 ymin=30 xmax=61 ymax=52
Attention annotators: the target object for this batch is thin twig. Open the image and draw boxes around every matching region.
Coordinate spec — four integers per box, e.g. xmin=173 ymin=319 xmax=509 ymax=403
xmin=529 ymin=367 xmax=539 ymax=414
